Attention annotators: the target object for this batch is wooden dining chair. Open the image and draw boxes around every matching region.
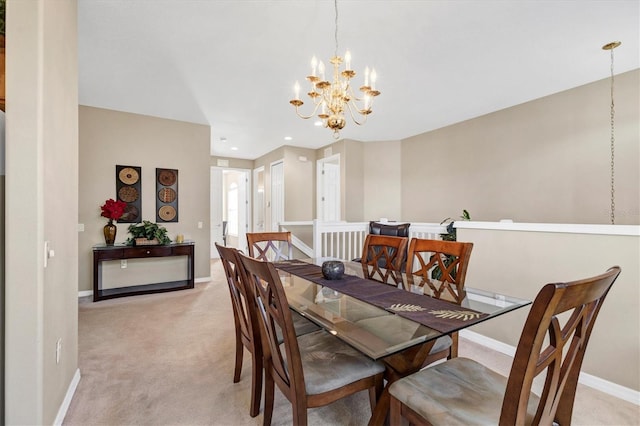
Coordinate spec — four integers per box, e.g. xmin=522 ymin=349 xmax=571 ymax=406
xmin=389 ymin=266 xmax=621 ymax=426
xmin=246 ymin=231 xmax=293 ymax=261
xmin=216 ymin=243 xmax=320 ymax=417
xmin=405 ymin=238 xmax=474 ymax=361
xmin=238 ymin=253 xmax=385 ymax=426
xmin=216 ymin=243 xmax=264 ymax=417
xmin=361 ymin=234 xmax=408 ymax=286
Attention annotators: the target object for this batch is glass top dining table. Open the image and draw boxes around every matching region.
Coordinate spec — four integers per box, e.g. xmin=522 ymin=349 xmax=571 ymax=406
xmin=275 ymin=258 xmax=531 ymax=361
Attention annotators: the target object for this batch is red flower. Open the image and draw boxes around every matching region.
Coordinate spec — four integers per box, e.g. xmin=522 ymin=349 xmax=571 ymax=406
xmin=100 ymin=198 xmax=127 ymax=221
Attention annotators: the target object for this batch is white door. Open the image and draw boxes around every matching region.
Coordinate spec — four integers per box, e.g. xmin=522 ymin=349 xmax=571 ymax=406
xmin=253 ymin=166 xmax=265 ymax=232
xmin=317 ymin=154 xmax=341 ymax=221
xmin=270 ymin=160 xmax=284 ymax=231
xmin=210 ymin=167 xmax=224 ymax=258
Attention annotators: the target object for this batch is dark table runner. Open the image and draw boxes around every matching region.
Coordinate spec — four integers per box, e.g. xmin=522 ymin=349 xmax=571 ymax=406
xmin=274 ymin=260 xmax=489 ymax=334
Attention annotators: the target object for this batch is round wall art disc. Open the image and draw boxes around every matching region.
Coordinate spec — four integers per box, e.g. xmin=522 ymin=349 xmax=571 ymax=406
xmin=118 ymin=186 xmax=139 ymax=203
xmin=158 ymin=187 xmax=177 ymax=203
xmin=158 ymin=169 xmax=177 ymax=186
xmin=158 ymin=205 xmax=177 ymax=221
xmin=118 ymin=167 xmax=139 ymax=185
xmin=121 ymin=205 xmax=139 ymax=221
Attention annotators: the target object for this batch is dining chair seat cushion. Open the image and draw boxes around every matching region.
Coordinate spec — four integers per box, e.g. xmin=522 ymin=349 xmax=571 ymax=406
xmin=275 ymin=310 xmax=320 ymax=343
xmin=389 ymin=357 xmax=540 ymax=425
xmin=354 ymin=316 xmax=452 ymax=355
xmin=281 ymin=330 xmax=385 ymax=396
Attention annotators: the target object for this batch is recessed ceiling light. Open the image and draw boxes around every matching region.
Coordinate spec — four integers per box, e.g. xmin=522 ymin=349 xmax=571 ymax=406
xmin=284 ymin=136 xmax=293 ymax=141
xmin=314 ymin=120 xmax=322 ymax=127
xmin=230 ymin=146 xmax=239 ymax=151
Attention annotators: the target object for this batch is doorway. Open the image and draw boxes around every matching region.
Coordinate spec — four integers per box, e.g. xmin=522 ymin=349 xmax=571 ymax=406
xmin=210 ymin=167 xmax=250 ymax=257
xmin=317 ymin=154 xmax=341 ymax=221
xmin=253 ymin=166 xmax=265 ymax=233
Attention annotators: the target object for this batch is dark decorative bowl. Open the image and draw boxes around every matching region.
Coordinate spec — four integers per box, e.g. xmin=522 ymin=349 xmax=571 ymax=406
xmin=322 ymin=260 xmax=345 ymax=280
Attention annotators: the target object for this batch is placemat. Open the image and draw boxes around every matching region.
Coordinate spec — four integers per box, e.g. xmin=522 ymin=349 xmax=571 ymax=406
xmin=274 ymin=260 xmax=488 ymax=334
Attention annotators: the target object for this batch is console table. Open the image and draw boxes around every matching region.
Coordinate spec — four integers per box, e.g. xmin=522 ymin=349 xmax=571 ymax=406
xmin=92 ymin=242 xmax=194 ymax=302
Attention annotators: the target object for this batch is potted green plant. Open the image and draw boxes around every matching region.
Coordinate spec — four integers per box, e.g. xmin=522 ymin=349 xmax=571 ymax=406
xmin=432 ymin=209 xmax=471 ymax=280
xmin=126 ymin=220 xmax=172 ymax=246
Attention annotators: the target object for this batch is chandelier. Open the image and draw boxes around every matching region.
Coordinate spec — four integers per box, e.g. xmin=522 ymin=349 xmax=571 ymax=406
xmin=289 ymin=0 xmax=380 ymax=139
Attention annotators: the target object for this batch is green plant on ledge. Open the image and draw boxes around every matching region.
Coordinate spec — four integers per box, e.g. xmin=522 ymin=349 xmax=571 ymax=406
xmin=432 ymin=209 xmax=471 ymax=281
xmin=126 ymin=220 xmax=172 ymax=245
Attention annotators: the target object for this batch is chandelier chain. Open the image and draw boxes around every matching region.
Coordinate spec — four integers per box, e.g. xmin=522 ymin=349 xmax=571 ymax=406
xmin=609 ymin=47 xmax=616 ymax=225
xmin=333 ymin=0 xmax=339 ymax=57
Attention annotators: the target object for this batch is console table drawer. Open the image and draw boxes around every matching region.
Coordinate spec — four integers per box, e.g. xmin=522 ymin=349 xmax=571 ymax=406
xmin=94 ymin=248 xmax=125 ymax=261
xmin=127 ymin=246 xmax=172 ymax=258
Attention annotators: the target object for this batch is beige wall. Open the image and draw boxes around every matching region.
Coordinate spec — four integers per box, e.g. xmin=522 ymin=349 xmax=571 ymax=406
xmin=363 ymin=140 xmax=402 ymax=221
xmin=211 ymin=156 xmax=253 ymax=170
xmin=457 ymin=225 xmax=640 ymax=391
xmin=318 ymin=138 xmax=403 ymax=222
xmin=78 ymin=106 xmax=211 ymax=292
xmin=5 ymin=0 xmax=79 ymax=424
xmin=283 ymin=146 xmax=316 ymax=221
xmin=401 ymin=69 xmax=640 ymax=225
xmin=253 ymin=145 xmax=316 ymax=230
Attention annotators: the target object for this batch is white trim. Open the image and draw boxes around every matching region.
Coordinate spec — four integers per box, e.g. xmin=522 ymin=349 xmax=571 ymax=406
xmin=195 ymin=277 xmax=211 ymax=284
xmin=78 ymin=290 xmax=92 ymax=298
xmin=455 ymin=221 xmax=639 ymax=236
xmin=460 ymin=330 xmax=640 ymax=406
xmin=53 ymin=368 xmax=81 ymax=425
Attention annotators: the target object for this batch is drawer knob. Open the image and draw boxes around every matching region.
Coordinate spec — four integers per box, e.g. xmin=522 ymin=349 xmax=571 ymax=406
xmin=146 ymin=250 xmax=150 ymax=254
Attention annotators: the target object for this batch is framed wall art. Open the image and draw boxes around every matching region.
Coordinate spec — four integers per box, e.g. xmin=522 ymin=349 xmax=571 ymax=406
xmin=116 ymin=165 xmax=142 ymax=223
xmin=156 ymin=168 xmax=178 ymax=223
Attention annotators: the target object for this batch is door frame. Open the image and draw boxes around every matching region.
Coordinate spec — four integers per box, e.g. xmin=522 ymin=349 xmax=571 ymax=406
xmin=210 ymin=166 xmax=251 ymax=256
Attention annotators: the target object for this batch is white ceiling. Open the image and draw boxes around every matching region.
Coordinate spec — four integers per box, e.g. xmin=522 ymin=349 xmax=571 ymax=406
xmin=78 ymin=0 xmax=639 ymax=160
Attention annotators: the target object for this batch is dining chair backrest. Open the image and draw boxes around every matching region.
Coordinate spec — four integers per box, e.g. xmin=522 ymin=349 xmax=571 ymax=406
xmin=215 ymin=243 xmax=263 ymax=416
xmin=388 ymin=266 xmax=621 ymax=426
xmin=405 ymin=238 xmax=473 ymax=305
xmin=501 ymin=265 xmax=621 ymax=424
xmin=246 ymin=231 xmax=293 ymax=262
xmin=361 ymin=234 xmax=408 ymax=285
xmin=369 ymin=221 xmax=410 ymax=237
xmin=238 ymin=253 xmax=306 ymax=401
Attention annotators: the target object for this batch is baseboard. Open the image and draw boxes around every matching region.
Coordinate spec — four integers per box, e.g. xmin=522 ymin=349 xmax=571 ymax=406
xmin=78 ymin=277 xmax=212 ymax=298
xmin=78 ymin=290 xmax=93 ymax=298
xmin=53 ymin=368 xmax=81 ymax=425
xmin=459 ymin=330 xmax=639 ymax=406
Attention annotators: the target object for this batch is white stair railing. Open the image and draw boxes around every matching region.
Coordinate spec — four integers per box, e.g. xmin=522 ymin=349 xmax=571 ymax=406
xmin=409 ymin=223 xmax=448 ymax=240
xmin=279 ymin=220 xmax=449 ymax=260
xmin=313 ymin=219 xmax=369 ymax=260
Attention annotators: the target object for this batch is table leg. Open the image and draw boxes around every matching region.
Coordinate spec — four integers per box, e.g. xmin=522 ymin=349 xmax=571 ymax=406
xmin=368 ymin=340 xmax=437 ymax=426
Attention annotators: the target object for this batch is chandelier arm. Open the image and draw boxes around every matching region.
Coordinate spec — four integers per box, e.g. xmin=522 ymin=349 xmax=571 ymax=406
xmin=345 ymin=101 xmax=369 ymax=126
xmin=293 ymin=101 xmax=323 ymax=120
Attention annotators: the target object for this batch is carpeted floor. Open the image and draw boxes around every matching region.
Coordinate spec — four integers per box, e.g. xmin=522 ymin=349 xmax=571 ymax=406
xmin=63 ymin=260 xmax=639 ymax=425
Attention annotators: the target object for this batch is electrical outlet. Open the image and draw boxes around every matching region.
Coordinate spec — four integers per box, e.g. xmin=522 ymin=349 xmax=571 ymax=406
xmin=56 ymin=338 xmax=62 ymax=364
xmin=197 ymin=221 xmax=203 ymax=229
xmin=121 ymin=259 xmax=127 ymax=269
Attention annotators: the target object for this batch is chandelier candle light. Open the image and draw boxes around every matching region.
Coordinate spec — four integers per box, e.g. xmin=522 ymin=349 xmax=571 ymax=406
xmin=289 ymin=0 xmax=380 ymax=139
